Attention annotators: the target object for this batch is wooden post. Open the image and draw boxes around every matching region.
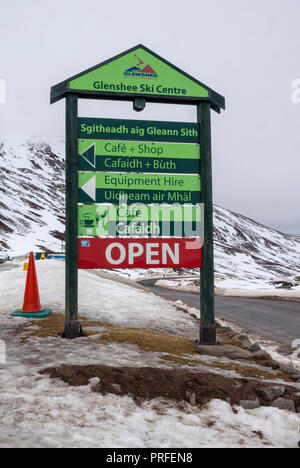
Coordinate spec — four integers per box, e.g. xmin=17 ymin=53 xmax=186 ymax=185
xmin=64 ymin=94 xmax=80 ymax=338
xmin=198 ymin=101 xmax=216 ymax=345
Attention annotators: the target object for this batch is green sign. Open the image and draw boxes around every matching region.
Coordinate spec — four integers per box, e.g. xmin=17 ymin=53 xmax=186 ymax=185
xmin=78 ymin=139 xmax=200 ymax=174
xmin=50 ymin=43 xmax=225 ymax=343
xmin=78 ymin=204 xmax=202 ymax=237
xmin=78 ymin=118 xmax=198 ymax=143
xmin=51 ymin=44 xmax=225 ymax=113
xmin=70 ymin=47 xmax=209 ymax=99
xmin=78 ymin=172 xmax=201 ymax=204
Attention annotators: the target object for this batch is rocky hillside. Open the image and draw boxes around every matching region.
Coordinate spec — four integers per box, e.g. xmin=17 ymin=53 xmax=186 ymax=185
xmin=0 ymin=138 xmax=299 ymax=284
xmin=213 ymin=205 xmax=300 ymax=285
xmin=0 ymin=139 xmax=65 ymax=254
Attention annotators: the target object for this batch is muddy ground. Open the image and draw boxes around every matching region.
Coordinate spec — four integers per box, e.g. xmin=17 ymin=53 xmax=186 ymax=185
xmin=41 ymin=364 xmax=300 ymax=410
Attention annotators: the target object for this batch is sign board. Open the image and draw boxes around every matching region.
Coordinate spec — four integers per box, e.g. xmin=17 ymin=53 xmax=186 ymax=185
xmin=78 ymin=141 xmax=199 ymax=174
xmin=51 ymin=44 xmax=225 ymax=112
xmin=78 ymin=118 xmax=199 ymax=142
xmin=69 ymin=47 xmax=209 ymax=99
xmin=77 ymin=116 xmax=202 ymax=268
xmin=78 ymin=118 xmax=200 ymax=174
xmin=78 ymin=238 xmax=202 ymax=269
xmin=78 ymin=204 xmax=202 ymax=237
xmin=78 ymin=172 xmax=201 ymax=204
xmin=50 ymin=43 xmax=225 ymax=343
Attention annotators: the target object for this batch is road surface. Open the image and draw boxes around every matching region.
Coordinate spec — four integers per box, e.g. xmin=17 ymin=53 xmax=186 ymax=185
xmin=139 ymin=278 xmax=300 ymax=346
xmin=0 ymin=263 xmax=18 ymax=272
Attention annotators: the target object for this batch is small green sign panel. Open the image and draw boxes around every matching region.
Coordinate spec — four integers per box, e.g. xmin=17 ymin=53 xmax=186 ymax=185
xmin=78 ymin=172 xmax=201 ymax=204
xmin=78 ymin=204 xmax=202 ymax=237
xmin=78 ymin=118 xmax=199 ymax=143
xmin=70 ymin=47 xmax=209 ymax=99
xmin=78 ymin=139 xmax=200 ymax=174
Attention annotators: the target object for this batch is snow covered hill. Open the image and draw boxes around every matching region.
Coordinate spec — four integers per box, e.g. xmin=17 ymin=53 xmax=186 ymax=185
xmin=213 ymin=205 xmax=300 ymax=286
xmin=0 ymin=138 xmax=65 ymax=254
xmin=0 ymin=138 xmax=299 ymax=285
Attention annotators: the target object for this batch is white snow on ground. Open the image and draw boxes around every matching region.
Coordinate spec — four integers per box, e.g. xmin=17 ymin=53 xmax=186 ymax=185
xmin=0 ymin=260 xmax=299 ymax=448
xmin=217 ymin=285 xmax=300 ymax=300
xmin=156 ymin=279 xmax=199 ymax=294
xmin=1 ymin=376 xmax=299 ymax=448
xmin=155 ymin=277 xmax=300 ymax=301
xmin=103 ymin=268 xmax=176 ymax=281
xmin=0 ymin=260 xmax=196 ymax=336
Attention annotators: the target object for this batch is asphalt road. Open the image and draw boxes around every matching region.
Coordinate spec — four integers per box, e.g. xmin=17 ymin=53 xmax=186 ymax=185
xmin=139 ymin=278 xmax=300 ymax=346
xmin=0 ymin=262 xmax=18 ymax=272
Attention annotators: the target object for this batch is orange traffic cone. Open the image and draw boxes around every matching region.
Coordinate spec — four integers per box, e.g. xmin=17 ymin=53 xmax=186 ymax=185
xmin=22 ymin=252 xmax=42 ymax=312
xmin=11 ymin=252 xmax=52 ymax=318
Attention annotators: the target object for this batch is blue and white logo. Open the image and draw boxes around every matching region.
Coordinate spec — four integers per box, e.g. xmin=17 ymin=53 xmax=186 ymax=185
xmin=81 ymin=240 xmax=90 ymax=247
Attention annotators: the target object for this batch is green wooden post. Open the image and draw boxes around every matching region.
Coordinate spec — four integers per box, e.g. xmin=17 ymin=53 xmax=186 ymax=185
xmin=198 ymin=101 xmax=216 ymax=345
xmin=65 ymin=94 xmax=81 ymax=338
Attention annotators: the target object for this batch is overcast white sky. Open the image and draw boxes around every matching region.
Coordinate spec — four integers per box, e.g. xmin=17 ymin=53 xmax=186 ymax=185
xmin=0 ymin=0 xmax=299 ymax=233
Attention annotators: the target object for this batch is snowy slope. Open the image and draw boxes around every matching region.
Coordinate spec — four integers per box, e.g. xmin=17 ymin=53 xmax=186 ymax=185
xmin=0 ymin=138 xmax=65 ymax=255
xmin=0 ymin=138 xmax=299 ymax=284
xmin=214 ymin=205 xmax=300 ymax=285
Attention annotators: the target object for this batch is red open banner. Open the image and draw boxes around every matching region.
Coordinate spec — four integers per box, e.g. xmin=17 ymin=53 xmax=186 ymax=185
xmin=78 ymin=237 xmax=202 ymax=269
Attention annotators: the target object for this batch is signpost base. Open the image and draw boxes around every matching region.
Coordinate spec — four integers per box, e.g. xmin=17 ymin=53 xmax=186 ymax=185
xmin=63 ymin=320 xmax=82 ymax=339
xmin=199 ymin=324 xmax=216 ymax=345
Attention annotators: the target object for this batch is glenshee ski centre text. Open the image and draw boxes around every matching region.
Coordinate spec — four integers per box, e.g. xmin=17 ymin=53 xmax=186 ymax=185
xmin=93 ymin=80 xmax=188 ymax=95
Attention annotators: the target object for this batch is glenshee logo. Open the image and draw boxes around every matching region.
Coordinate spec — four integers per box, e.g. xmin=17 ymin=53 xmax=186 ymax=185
xmin=124 ymin=55 xmax=158 ymax=79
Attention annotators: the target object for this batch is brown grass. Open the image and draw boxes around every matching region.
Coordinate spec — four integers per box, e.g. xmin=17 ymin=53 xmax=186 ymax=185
xmin=92 ymin=327 xmax=198 ymax=356
xmin=21 ymin=313 xmax=115 ymax=342
xmin=22 ymin=313 xmax=65 ymax=340
xmin=160 ymin=355 xmax=290 ymax=380
xmin=21 ymin=313 xmax=292 ymax=382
